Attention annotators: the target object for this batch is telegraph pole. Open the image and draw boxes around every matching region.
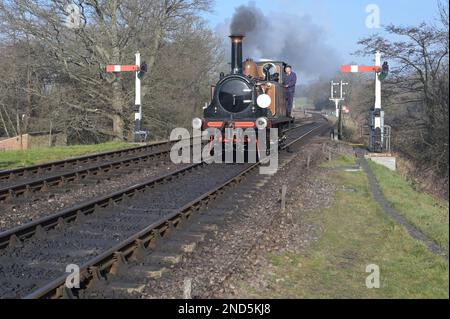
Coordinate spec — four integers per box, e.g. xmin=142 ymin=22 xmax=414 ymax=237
xmin=329 ymin=80 xmax=348 ymax=140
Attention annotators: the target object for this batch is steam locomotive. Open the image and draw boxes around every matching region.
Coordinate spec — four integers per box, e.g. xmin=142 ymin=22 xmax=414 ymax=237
xmin=192 ymin=35 xmax=293 ymax=151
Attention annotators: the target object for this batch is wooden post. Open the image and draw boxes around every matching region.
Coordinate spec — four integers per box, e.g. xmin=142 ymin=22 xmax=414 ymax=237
xmin=16 ymin=112 xmax=23 ymax=151
xmin=48 ymin=120 xmax=53 ymax=148
xmin=281 ymin=185 xmax=287 ymax=214
xmin=281 ymin=185 xmax=293 ymax=224
xmin=183 ymin=278 xmax=192 ymax=299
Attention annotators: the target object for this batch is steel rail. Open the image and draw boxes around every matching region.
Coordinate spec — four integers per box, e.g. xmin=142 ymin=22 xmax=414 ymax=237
xmin=21 ymin=123 xmax=327 ymax=299
xmin=23 ymin=161 xmax=259 ymax=299
xmin=281 ymin=123 xmax=328 ymax=150
xmin=0 ymin=162 xmax=203 ymax=250
xmin=0 ymin=118 xmax=318 ymax=183
xmin=0 ymin=140 xmax=172 ymax=182
xmin=283 ymin=120 xmax=317 ymax=132
xmin=0 ymin=146 xmax=174 ymax=202
xmin=0 ymin=122 xmax=325 ymax=250
xmin=0 ymin=123 xmax=316 ymax=202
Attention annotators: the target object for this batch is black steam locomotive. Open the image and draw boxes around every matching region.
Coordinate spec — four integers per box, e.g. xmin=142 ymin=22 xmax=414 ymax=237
xmin=192 ymin=35 xmax=293 ymax=148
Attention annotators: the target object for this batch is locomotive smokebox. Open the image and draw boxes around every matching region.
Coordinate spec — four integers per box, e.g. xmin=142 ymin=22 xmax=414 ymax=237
xmin=230 ymin=35 xmax=244 ymax=74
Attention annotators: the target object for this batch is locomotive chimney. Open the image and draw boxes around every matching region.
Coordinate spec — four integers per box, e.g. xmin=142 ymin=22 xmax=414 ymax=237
xmin=230 ymin=35 xmax=244 ymax=74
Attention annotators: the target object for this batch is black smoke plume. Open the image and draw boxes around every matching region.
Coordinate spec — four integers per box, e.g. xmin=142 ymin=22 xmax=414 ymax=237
xmin=219 ymin=3 xmax=340 ymax=80
xmin=230 ymin=5 xmax=257 ymax=35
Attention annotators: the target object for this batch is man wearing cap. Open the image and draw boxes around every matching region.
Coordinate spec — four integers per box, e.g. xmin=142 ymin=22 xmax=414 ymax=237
xmin=283 ymin=65 xmax=297 ymax=118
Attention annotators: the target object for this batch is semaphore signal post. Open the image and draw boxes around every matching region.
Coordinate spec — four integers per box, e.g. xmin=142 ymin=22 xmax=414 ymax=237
xmin=329 ymin=80 xmax=349 ymax=140
xmin=341 ymin=51 xmax=390 ymax=153
xmin=106 ymin=52 xmax=148 ymax=143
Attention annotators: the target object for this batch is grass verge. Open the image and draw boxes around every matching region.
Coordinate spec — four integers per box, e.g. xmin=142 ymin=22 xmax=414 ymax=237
xmin=320 ymin=153 xmax=356 ymax=168
xmin=368 ymin=161 xmax=449 ymax=255
xmin=0 ymin=141 xmax=136 ymax=170
xmin=241 ymin=156 xmax=449 ymax=298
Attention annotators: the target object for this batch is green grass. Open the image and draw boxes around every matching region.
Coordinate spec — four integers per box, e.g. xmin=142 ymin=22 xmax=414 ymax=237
xmin=294 ymin=98 xmax=314 ymax=110
xmin=241 ymin=156 xmax=449 ymax=299
xmin=320 ymin=154 xmax=356 ymax=168
xmin=0 ymin=141 xmax=137 ymax=170
xmin=342 ymin=115 xmax=362 ymax=143
xmin=368 ymin=161 xmax=449 ymax=255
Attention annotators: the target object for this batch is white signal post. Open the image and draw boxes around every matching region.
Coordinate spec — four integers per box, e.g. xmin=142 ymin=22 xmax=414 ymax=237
xmin=375 ymin=51 xmax=382 ymax=110
xmin=106 ymin=52 xmax=146 ymax=142
xmin=373 ymin=51 xmax=383 ymax=140
xmin=135 ymin=52 xmax=142 ymax=137
xmin=341 ymin=51 xmax=388 ymax=152
xmin=329 ymin=80 xmax=348 ymax=140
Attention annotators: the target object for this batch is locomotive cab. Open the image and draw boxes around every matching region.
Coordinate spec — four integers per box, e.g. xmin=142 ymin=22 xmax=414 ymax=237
xmin=255 ymin=61 xmax=289 ymax=121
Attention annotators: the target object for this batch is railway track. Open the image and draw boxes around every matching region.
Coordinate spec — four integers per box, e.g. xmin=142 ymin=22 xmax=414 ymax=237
xmin=0 ymin=141 xmax=180 ymax=203
xmin=0 ymin=141 xmax=172 ymax=182
xmin=0 ymin=118 xmax=329 ymax=299
xmin=0 ymin=119 xmax=312 ymax=204
xmin=282 ymin=124 xmax=326 ymax=150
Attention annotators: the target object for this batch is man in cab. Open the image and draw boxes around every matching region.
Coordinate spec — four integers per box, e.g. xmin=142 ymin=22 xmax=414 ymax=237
xmin=283 ymin=65 xmax=297 ymax=119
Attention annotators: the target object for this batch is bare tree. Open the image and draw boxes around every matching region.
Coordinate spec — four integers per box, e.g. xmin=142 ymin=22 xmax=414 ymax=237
xmin=356 ymin=1 xmax=449 ymax=179
xmin=0 ymin=0 xmax=212 ymax=140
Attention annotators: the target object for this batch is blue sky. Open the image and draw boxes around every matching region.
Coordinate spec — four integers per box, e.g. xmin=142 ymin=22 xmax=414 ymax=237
xmin=203 ymin=0 xmax=441 ymax=66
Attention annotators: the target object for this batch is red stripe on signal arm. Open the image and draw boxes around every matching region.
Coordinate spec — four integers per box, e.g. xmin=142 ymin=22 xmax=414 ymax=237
xmin=106 ymin=65 xmax=139 ymax=73
xmin=341 ymin=65 xmax=381 ymax=73
xmin=340 ymin=65 xmax=352 ymax=73
xmin=106 ymin=65 xmax=116 ymax=73
xmin=358 ymin=66 xmax=381 ymax=72
xmin=121 ymin=65 xmax=139 ymax=72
